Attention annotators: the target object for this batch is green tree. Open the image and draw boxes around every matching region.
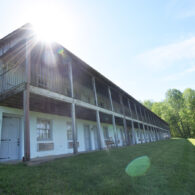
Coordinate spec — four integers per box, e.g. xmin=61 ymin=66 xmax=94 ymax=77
xmin=143 ymin=88 xmax=195 ymax=138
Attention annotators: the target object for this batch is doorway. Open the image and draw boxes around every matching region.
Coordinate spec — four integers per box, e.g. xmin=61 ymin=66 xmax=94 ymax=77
xmin=84 ymin=125 xmax=92 ymax=151
xmin=0 ymin=115 xmax=21 ymax=161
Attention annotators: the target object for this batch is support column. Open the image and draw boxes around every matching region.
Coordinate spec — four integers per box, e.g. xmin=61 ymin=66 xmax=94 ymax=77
xmin=120 ymin=95 xmax=129 ymax=145
xmin=0 ymin=112 xmax=2 ymax=146
xmin=134 ymin=103 xmax=139 ymax=120
xmin=23 ymin=38 xmax=31 ymax=161
xmin=96 ymin=110 xmax=103 ymax=149
xmin=157 ymin=130 xmax=160 ymax=140
xmin=128 ymin=100 xmax=133 ymax=145
xmin=154 ymin=128 xmax=158 ymax=141
xmin=143 ymin=124 xmax=147 ymax=143
xmin=71 ymin=103 xmax=77 ymax=154
xmin=137 ymin=123 xmax=143 ymax=144
xmin=108 ymin=87 xmax=118 ymax=147
xmin=123 ymin=118 xmax=129 ymax=145
xmin=68 ymin=61 xmax=77 ymax=154
xmin=139 ymin=108 xmax=147 ymax=143
xmin=151 ymin=128 xmax=154 ymax=142
xmin=131 ymin=121 xmax=137 ymax=144
xmin=134 ymin=103 xmax=143 ymax=144
xmin=92 ymin=77 xmax=102 ymax=149
xmin=149 ymin=127 xmax=153 ymax=142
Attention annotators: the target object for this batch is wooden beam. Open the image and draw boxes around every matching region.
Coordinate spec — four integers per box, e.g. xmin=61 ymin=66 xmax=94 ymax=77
xmin=139 ymin=108 xmax=147 ymax=143
xmin=68 ymin=61 xmax=77 ymax=154
xmin=29 ymin=86 xmax=168 ymax=133
xmin=92 ymin=77 xmax=102 ymax=149
xmin=108 ymin=87 xmax=118 ymax=147
xmin=23 ymin=38 xmax=31 ymax=161
xmin=131 ymin=121 xmax=137 ymax=144
xmin=127 ymin=100 xmax=134 ymax=145
xmin=119 ymin=95 xmax=128 ymax=145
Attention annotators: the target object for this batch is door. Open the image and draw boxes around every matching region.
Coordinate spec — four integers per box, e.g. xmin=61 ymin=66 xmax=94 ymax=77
xmin=84 ymin=125 xmax=92 ymax=151
xmin=0 ymin=116 xmax=21 ymax=161
xmin=120 ymin=128 xmax=125 ymax=146
xmin=92 ymin=125 xmax=99 ymax=150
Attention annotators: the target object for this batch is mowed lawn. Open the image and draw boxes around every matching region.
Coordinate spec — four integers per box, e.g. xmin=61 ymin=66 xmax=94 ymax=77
xmin=0 ymin=138 xmax=195 ymax=195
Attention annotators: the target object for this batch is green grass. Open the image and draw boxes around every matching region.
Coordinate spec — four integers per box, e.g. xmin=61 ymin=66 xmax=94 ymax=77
xmin=0 ymin=138 xmax=195 ymax=195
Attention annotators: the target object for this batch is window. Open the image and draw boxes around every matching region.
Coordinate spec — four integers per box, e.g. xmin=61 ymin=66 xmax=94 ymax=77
xmin=103 ymin=126 xmax=109 ymax=140
xmin=37 ymin=118 xmax=52 ymax=141
xmin=67 ymin=122 xmax=73 ymax=141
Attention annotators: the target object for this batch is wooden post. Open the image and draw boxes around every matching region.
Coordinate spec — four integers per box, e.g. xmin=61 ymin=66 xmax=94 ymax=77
xmin=120 ymin=95 xmax=129 ymax=145
xmin=154 ymin=128 xmax=158 ymax=141
xmin=134 ymin=103 xmax=139 ymax=120
xmin=108 ymin=87 xmax=118 ymax=147
xmin=151 ymin=128 xmax=154 ymax=142
xmin=68 ymin=61 xmax=77 ymax=154
xmin=127 ymin=100 xmax=134 ymax=145
xmin=148 ymin=126 xmax=152 ymax=142
xmin=127 ymin=100 xmax=132 ymax=118
xmin=144 ymin=110 xmax=151 ymax=142
xmin=139 ymin=108 xmax=147 ymax=143
xmin=142 ymin=124 xmax=147 ymax=143
xmin=92 ymin=77 xmax=102 ymax=149
xmin=138 ymin=123 xmax=143 ymax=144
xmin=131 ymin=121 xmax=137 ymax=144
xmin=23 ymin=38 xmax=31 ymax=161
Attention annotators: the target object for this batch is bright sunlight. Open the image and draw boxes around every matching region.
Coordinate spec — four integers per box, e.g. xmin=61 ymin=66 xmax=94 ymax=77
xmin=23 ymin=2 xmax=76 ymax=43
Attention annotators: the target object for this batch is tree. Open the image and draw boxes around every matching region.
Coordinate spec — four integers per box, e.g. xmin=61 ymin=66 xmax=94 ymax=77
xmin=143 ymin=88 xmax=195 ymax=138
xmin=143 ymin=100 xmax=153 ymax=110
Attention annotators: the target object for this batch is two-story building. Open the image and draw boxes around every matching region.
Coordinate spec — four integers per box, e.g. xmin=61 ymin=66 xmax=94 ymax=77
xmin=0 ymin=24 xmax=170 ymax=162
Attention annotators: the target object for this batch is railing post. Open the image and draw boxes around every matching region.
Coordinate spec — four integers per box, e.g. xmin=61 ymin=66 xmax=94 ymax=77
xmin=68 ymin=61 xmax=77 ymax=154
xmin=23 ymin=38 xmax=31 ymax=161
xmin=108 ymin=87 xmax=118 ymax=147
xmin=92 ymin=77 xmax=103 ymax=149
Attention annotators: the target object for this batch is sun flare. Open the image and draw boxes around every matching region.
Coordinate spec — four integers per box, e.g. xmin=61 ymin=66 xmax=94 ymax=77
xmin=24 ymin=2 xmax=76 ymax=44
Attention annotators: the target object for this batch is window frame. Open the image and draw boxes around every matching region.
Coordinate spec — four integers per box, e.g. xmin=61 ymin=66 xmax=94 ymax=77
xmin=36 ymin=118 xmax=53 ymax=141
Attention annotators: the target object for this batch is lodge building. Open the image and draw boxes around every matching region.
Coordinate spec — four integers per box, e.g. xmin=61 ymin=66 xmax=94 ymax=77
xmin=0 ymin=24 xmax=170 ymax=162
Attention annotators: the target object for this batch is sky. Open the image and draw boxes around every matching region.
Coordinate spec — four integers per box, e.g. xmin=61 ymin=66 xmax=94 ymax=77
xmin=0 ymin=0 xmax=195 ymax=101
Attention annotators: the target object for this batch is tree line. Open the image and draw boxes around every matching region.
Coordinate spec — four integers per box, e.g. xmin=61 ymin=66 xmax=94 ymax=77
xmin=143 ymin=88 xmax=195 ymax=138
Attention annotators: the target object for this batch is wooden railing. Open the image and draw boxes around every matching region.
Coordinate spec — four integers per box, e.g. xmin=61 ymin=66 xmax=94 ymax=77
xmin=74 ymin=82 xmax=95 ymax=105
xmin=0 ymin=63 xmax=25 ymax=95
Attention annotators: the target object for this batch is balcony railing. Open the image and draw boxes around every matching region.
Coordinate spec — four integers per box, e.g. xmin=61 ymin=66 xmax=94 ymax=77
xmin=74 ymin=82 xmax=95 ymax=105
xmin=0 ymin=62 xmax=25 ymax=95
xmin=97 ymin=93 xmax=111 ymax=110
xmin=112 ymin=101 xmax=123 ymax=114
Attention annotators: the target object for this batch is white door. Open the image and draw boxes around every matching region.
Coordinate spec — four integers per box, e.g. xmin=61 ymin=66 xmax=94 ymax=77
xmin=120 ymin=128 xmax=125 ymax=146
xmin=84 ymin=125 xmax=92 ymax=151
xmin=0 ymin=116 xmax=21 ymax=161
xmin=92 ymin=125 xmax=99 ymax=150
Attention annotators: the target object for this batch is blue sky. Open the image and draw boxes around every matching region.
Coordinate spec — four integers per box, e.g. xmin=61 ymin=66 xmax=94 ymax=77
xmin=1 ymin=0 xmax=195 ymax=101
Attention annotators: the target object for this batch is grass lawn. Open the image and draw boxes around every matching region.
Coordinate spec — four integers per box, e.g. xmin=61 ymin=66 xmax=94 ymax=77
xmin=0 ymin=138 xmax=195 ymax=195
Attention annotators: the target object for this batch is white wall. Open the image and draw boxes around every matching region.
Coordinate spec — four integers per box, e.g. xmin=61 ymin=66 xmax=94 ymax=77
xmin=0 ymin=106 xmax=123 ymax=160
xmin=1 ymin=105 xmax=165 ymax=160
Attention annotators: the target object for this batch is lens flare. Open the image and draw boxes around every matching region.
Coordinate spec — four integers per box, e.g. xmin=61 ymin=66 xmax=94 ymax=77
xmin=125 ymin=155 xmax=150 ymax=177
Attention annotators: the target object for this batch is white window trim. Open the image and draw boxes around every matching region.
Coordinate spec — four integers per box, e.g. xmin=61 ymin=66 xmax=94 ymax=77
xmin=36 ymin=118 xmax=53 ymax=142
